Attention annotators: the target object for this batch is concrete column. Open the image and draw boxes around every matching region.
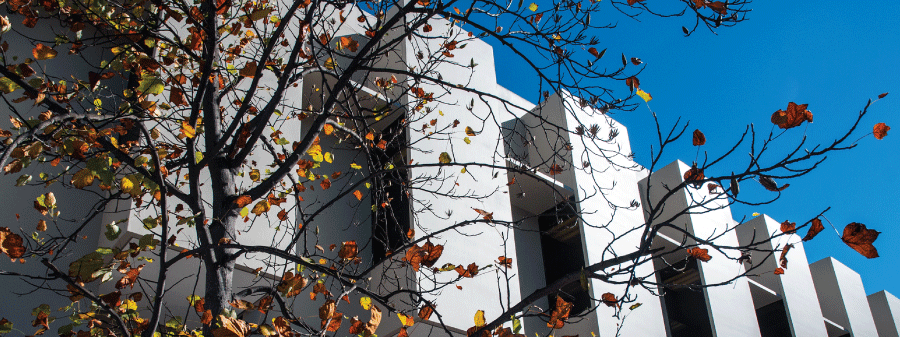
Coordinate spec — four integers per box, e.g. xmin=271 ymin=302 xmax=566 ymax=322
xmin=809 ymin=257 xmax=879 ymax=336
xmin=868 ymin=290 xmax=900 ymax=337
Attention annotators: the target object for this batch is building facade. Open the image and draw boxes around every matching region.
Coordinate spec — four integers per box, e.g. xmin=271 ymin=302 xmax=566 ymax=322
xmin=0 ymin=4 xmax=897 ymax=337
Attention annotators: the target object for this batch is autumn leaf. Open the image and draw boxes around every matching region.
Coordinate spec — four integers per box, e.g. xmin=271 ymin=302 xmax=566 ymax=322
xmin=601 ymin=293 xmax=618 ymax=308
xmin=212 ymin=316 xmax=251 ymax=337
xmin=338 ymin=241 xmax=358 ymax=259
xmin=631 ymin=57 xmax=642 ymax=65
xmin=323 ymin=124 xmax=334 ymax=135
xmin=465 ymin=126 xmax=477 ymax=136
xmin=418 ymin=303 xmax=434 ymax=320
xmin=779 ymin=244 xmax=792 ymax=269
xmin=276 ymin=272 xmax=307 ymax=297
xmin=692 ymin=129 xmax=706 ymax=146
xmin=71 ymin=168 xmax=95 ymax=189
xmin=841 ymin=222 xmax=880 ymax=258
xmin=455 ymin=263 xmax=479 ymax=277
xmin=627 ymin=0 xmax=644 ymax=5
xmin=32 ymin=43 xmax=58 ymax=60
xmin=397 ymin=313 xmax=414 ymax=326
xmin=234 ymin=195 xmax=252 ymax=207
xmin=878 ymin=92 xmax=889 ymax=99
xmin=771 ymin=102 xmax=813 ymax=129
xmin=353 ymin=190 xmax=363 ymax=201
xmin=802 ymin=218 xmax=824 ymax=241
xmin=874 ymin=123 xmax=890 ymax=140
xmin=707 ymin=1 xmax=727 ymax=14
xmin=0 ymin=227 xmax=25 ymax=259
xmin=636 ymin=88 xmax=652 ymax=102
xmin=474 ymin=310 xmax=485 ymax=327
xmin=780 ymin=220 xmax=796 ymax=234
xmin=115 ymin=264 xmax=144 ymax=289
xmin=683 ymin=163 xmax=704 ymax=186
xmin=181 ymin=120 xmax=196 ymax=138
xmin=547 ymin=296 xmax=572 ymax=329
xmin=497 ymin=256 xmax=513 ymax=268
xmin=686 ymin=247 xmax=712 ymax=262
xmin=625 ymin=76 xmax=639 ymax=91
xmin=439 ymin=152 xmax=452 ymax=164
xmin=251 ymin=200 xmax=270 ymax=215
xmin=758 ymin=176 xmax=789 ymax=192
xmin=774 ymin=268 xmax=785 ymax=275
xmin=472 ymin=208 xmax=493 ymax=220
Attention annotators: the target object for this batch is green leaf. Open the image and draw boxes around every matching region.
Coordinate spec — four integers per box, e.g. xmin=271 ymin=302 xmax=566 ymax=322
xmin=249 ymin=8 xmax=273 ymax=21
xmin=139 ymin=234 xmax=160 ymax=250
xmin=195 ymin=151 xmax=204 ymax=164
xmin=512 ymin=317 xmax=522 ymax=334
xmin=69 ymin=252 xmax=104 ymax=281
xmin=15 ymin=174 xmax=32 ymax=186
xmin=463 ymin=137 xmax=471 ymax=144
xmin=142 ymin=217 xmax=158 ymax=230
xmin=31 ymin=304 xmax=51 ymax=316
xmin=439 ymin=152 xmax=452 ymax=164
xmin=95 ymin=247 xmax=114 ymax=255
xmin=0 ymin=77 xmax=21 ymax=94
xmin=629 ymin=303 xmax=642 ymax=310
xmin=165 ymin=317 xmax=184 ymax=329
xmin=105 ymin=222 xmax=121 ymax=241
xmin=137 ymin=75 xmax=165 ymax=95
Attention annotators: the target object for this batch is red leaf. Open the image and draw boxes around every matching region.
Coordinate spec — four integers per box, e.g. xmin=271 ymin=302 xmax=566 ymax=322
xmin=878 ymin=92 xmax=888 ymax=99
xmin=841 ymin=222 xmax=880 ymax=258
xmin=770 ymin=102 xmax=813 ymax=129
xmin=780 ymin=221 xmax=796 ymax=235
xmin=802 ymin=218 xmax=824 ymax=241
xmin=779 ymin=244 xmax=792 ymax=269
xmin=874 ymin=123 xmax=890 ymax=140
xmin=601 ymin=293 xmax=618 ymax=308
xmin=774 ymin=268 xmax=785 ymax=275
xmin=692 ymin=129 xmax=706 ymax=146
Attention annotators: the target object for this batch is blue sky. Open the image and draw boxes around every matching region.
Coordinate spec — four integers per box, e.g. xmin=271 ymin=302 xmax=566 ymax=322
xmin=491 ymin=1 xmax=900 ymax=297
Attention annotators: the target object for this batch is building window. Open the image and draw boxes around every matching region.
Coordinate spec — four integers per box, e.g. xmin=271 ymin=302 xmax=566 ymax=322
xmin=371 ymin=117 xmax=409 ymax=263
xmin=539 ymin=198 xmax=590 ymax=314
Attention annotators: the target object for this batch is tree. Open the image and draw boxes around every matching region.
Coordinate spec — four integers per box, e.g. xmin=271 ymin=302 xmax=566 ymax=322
xmin=0 ymin=0 xmax=887 ymax=335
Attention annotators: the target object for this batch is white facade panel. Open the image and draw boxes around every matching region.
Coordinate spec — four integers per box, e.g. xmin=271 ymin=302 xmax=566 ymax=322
xmin=810 ymin=257 xmax=879 ymax=337
xmin=868 ymin=290 xmax=900 ymax=337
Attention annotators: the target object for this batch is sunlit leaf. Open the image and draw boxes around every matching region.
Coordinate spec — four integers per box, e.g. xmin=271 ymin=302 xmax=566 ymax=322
xmin=874 ymin=123 xmax=890 ymax=140
xmin=32 ymin=43 xmax=58 ymax=60
xmin=635 ymin=89 xmax=652 ymax=102
xmin=842 ymin=222 xmax=880 ymax=258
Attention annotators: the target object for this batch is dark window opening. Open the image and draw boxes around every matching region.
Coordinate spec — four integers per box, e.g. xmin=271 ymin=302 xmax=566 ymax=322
xmin=658 ymin=259 xmax=714 ymax=337
xmin=372 ymin=118 xmax=410 ymax=264
xmin=755 ymin=300 xmax=791 ymax=337
xmin=539 ymin=198 xmax=590 ymax=314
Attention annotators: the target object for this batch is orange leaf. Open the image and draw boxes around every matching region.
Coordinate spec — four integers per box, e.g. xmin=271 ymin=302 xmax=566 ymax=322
xmin=418 ymin=303 xmax=434 ymax=320
xmin=323 ymin=124 xmax=334 ymax=135
xmin=115 ymin=264 xmax=144 ymax=289
xmin=874 ymin=122 xmax=890 ymax=140
xmin=683 ymin=163 xmax=704 ymax=187
xmin=686 ymin=247 xmax=712 ymax=262
xmin=497 ymin=256 xmax=512 ymax=268
xmin=601 ymin=293 xmax=618 ymax=308
xmin=625 ymin=76 xmax=639 ymax=91
xmin=472 ymin=208 xmax=493 ymax=220
xmin=802 ymin=218 xmax=824 ymax=241
xmin=277 ymin=209 xmax=289 ymax=221
xmin=770 ymin=102 xmax=813 ymax=129
xmin=547 ymin=296 xmax=572 ymax=329
xmin=774 ymin=268 xmax=785 ymax=275
xmin=692 ymin=129 xmax=706 ymax=146
xmin=212 ymin=316 xmax=251 ymax=337
xmin=276 ymin=272 xmax=307 ymax=297
xmin=338 ymin=241 xmax=358 ymax=259
xmin=454 ymin=263 xmax=479 ymax=278
xmin=0 ymin=227 xmax=25 ymax=259
xmin=841 ymin=222 xmax=880 ymax=258
xmin=234 ymin=195 xmax=252 ymax=207
xmin=397 ymin=313 xmax=414 ymax=326
xmin=353 ymin=190 xmax=363 ymax=201
xmin=32 ymin=43 xmax=58 ymax=60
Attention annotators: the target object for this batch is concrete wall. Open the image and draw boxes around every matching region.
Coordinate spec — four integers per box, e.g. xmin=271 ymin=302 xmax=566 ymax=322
xmin=809 ymin=257 xmax=879 ymax=337
xmin=869 ymin=290 xmax=900 ymax=337
xmin=736 ymin=215 xmax=829 ymax=337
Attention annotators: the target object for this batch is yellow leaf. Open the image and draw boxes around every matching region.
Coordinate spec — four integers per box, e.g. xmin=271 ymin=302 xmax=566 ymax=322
xmin=71 ymin=169 xmax=95 ymax=189
xmin=32 ymin=43 xmax=58 ymax=60
xmin=360 ymin=296 xmax=372 ymax=310
xmin=463 ymin=137 xmax=471 ymax=144
xmin=325 ymin=58 xmax=336 ymax=70
xmin=636 ymin=89 xmax=652 ymax=102
xmin=181 ymin=121 xmax=196 ymax=138
xmin=251 ymin=201 xmax=271 ymax=215
xmin=121 ymin=175 xmax=143 ymax=196
xmin=249 ymin=169 xmax=260 ymax=182
xmin=324 ymin=152 xmax=333 ymax=163
xmin=465 ymin=126 xmax=476 ymax=136
xmin=397 ymin=313 xmax=414 ymax=327
xmin=240 ymin=207 xmax=250 ymax=218
xmin=474 ymin=310 xmax=485 ymax=327
xmin=439 ymin=152 xmax=452 ymax=164
xmin=529 ymin=3 xmax=538 ymax=11
xmin=350 ymin=163 xmax=362 ymax=170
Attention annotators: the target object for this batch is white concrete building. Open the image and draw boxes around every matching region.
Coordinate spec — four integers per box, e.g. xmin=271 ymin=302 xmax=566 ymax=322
xmin=0 ymin=3 xmax=898 ymax=337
